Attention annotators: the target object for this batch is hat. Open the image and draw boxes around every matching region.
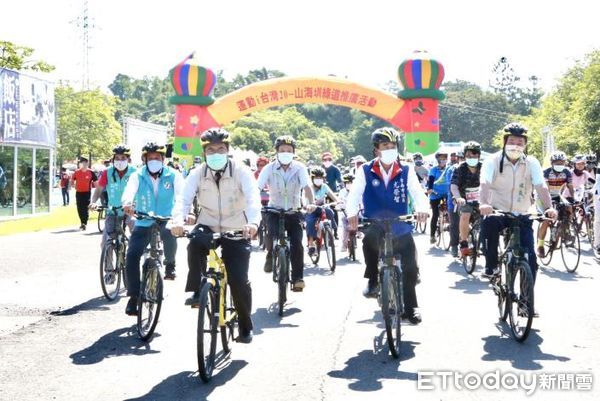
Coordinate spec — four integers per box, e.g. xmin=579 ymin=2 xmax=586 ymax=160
xmin=79 ymin=156 xmax=88 ymax=163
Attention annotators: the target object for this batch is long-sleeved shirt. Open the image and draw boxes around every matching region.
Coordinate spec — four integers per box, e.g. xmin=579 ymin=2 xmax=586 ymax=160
xmin=121 ymin=166 xmax=185 ymax=208
xmin=346 ymin=161 xmax=429 ymax=217
xmin=172 ymin=163 xmax=261 ymax=227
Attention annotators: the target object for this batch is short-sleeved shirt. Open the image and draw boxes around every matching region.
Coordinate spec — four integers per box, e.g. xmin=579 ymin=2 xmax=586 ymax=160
xmin=543 ymin=167 xmax=572 ymax=197
xmin=72 ymin=169 xmax=97 ymax=193
xmin=312 ymin=183 xmax=332 ymax=204
xmin=451 ymin=162 xmax=482 ymax=203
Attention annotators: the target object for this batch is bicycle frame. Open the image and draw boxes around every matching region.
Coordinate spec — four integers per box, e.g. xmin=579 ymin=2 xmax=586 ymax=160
xmin=204 ymin=248 xmax=237 ymax=328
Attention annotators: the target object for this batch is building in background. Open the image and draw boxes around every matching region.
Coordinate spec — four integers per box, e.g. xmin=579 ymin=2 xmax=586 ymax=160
xmin=123 ymin=117 xmax=168 ymax=166
xmin=0 ymin=68 xmax=55 ymax=219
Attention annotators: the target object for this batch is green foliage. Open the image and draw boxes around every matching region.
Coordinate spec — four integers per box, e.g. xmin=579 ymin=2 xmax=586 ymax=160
xmin=490 ymin=57 xmax=543 ymax=115
xmin=0 ymin=40 xmax=55 ymax=72
xmin=55 ymin=86 xmax=122 ymax=163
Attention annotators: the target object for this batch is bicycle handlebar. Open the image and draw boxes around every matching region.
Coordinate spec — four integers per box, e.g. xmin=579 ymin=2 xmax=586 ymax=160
xmin=182 ymin=229 xmax=244 ymax=240
xmin=262 ymin=206 xmax=303 ymax=215
xmin=134 ymin=211 xmax=171 ymax=222
xmin=488 ymin=210 xmax=551 ymax=221
xmin=360 ymin=215 xmax=415 ymax=224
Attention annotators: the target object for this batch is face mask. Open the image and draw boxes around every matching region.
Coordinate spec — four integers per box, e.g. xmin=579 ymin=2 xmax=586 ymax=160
xmin=415 ymin=160 xmax=423 ymax=166
xmin=438 ymin=159 xmax=447 ymax=167
xmin=313 ymin=178 xmax=324 ymax=186
xmin=147 ymin=160 xmax=163 ymax=174
xmin=380 ymin=148 xmax=398 ymax=165
xmin=277 ymin=152 xmax=294 ymax=165
xmin=553 ymin=165 xmax=565 ymax=173
xmin=206 ymin=153 xmax=228 ymax=171
xmin=323 ymin=161 xmax=332 ymax=168
xmin=505 ymin=144 xmax=525 ymax=160
xmin=114 ymin=160 xmax=128 ymax=171
xmin=466 ymin=158 xmax=479 ymax=167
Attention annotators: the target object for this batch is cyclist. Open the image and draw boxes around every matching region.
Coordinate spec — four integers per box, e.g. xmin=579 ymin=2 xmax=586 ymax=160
xmin=479 ymin=123 xmax=557 ymax=284
xmin=451 ymin=141 xmax=483 ymax=257
xmin=564 ymin=154 xmax=594 ymax=202
xmin=121 ymin=142 xmax=184 ymax=316
xmin=347 ymin=127 xmax=429 ymax=324
xmin=412 ymin=152 xmax=429 ymax=187
xmin=443 ymin=151 xmax=464 ymax=257
xmin=427 ymin=150 xmax=449 ymax=244
xmin=90 ymin=144 xmax=137 ymax=248
xmin=536 ymin=150 xmax=575 ymax=258
xmin=321 ymin=151 xmax=342 ymax=191
xmin=255 ymin=156 xmax=269 ymax=179
xmin=306 ymin=167 xmax=339 ymax=256
xmin=257 ymin=136 xmax=316 ymax=292
xmin=338 ymin=173 xmax=356 ymax=252
xmin=171 ymin=128 xmax=260 ymax=344
xmin=350 ymin=155 xmax=367 ymax=176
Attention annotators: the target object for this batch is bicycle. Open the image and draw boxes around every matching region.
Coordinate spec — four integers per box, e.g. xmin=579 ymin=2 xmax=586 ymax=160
xmin=307 ymin=203 xmax=337 ymax=271
xmin=134 ymin=211 xmax=169 ymax=341
xmin=358 ymin=215 xmax=415 ymax=358
xmin=185 ymin=229 xmax=243 ymax=383
xmin=537 ymin=202 xmax=581 ymax=273
xmin=460 ymin=207 xmax=481 ymax=275
xmin=99 ymin=206 xmax=128 ymax=300
xmin=97 ymin=206 xmax=106 ymax=233
xmin=263 ymin=206 xmax=303 ymax=317
xmin=574 ymin=194 xmax=594 ymax=245
xmin=489 ymin=210 xmax=546 ymax=342
xmin=434 ymin=197 xmax=450 ymax=250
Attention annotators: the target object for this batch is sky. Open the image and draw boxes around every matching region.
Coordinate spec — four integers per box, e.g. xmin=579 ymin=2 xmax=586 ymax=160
xmin=1 ymin=0 xmax=599 ymax=94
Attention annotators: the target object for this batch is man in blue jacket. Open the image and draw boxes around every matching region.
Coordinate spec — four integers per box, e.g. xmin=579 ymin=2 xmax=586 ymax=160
xmin=427 ymin=150 xmax=449 ymax=244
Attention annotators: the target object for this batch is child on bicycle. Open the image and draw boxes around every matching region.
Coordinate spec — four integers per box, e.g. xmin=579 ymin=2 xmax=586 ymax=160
xmin=306 ymin=167 xmax=339 ymax=256
xmin=347 ymin=128 xmax=429 ymax=325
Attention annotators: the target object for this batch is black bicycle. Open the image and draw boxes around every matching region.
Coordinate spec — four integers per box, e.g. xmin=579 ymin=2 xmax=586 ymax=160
xmin=340 ymin=208 xmax=357 ymax=261
xmin=489 ymin=211 xmax=545 ymax=342
xmin=307 ymin=203 xmax=337 ymax=271
xmin=359 ymin=215 xmax=415 ymax=358
xmin=99 ymin=206 xmax=128 ymax=300
xmin=537 ymin=202 xmax=581 ymax=273
xmin=134 ymin=212 xmax=169 ymax=341
xmin=461 ymin=208 xmax=481 ymax=275
xmin=263 ymin=206 xmax=303 ymax=317
xmin=97 ymin=207 xmax=106 ymax=233
xmin=434 ymin=198 xmax=450 ymax=250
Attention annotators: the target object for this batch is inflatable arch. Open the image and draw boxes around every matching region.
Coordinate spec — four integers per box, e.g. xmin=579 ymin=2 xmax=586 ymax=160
xmin=169 ymin=51 xmax=445 ymax=157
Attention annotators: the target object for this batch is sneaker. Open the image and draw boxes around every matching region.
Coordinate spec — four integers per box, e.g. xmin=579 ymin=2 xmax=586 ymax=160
xmin=125 ymin=296 xmax=138 ymax=316
xmin=450 ymin=246 xmax=458 ymax=258
xmin=429 ymin=236 xmax=436 ymax=244
xmin=238 ymin=329 xmax=253 ymax=344
xmin=164 ymin=267 xmax=176 ymax=280
xmin=401 ymin=310 xmax=422 ymax=325
xmin=481 ymin=269 xmax=495 ymax=279
xmin=292 ymin=279 xmax=305 ymax=292
xmin=184 ymin=291 xmax=200 ymax=308
xmin=263 ymin=256 xmax=273 ymax=273
xmin=362 ymin=281 xmax=379 ymax=298
xmin=536 ymin=246 xmax=545 ymax=258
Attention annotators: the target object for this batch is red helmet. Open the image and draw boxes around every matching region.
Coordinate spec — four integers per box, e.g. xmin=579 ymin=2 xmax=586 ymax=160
xmin=256 ymin=156 xmax=269 ymax=166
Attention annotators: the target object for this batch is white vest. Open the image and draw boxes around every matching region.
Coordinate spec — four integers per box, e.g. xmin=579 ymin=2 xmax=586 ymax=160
xmin=267 ymin=162 xmax=304 ymax=209
xmin=488 ymin=152 xmax=535 ymax=214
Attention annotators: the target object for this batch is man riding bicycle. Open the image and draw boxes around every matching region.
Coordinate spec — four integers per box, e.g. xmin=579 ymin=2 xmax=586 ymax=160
xmin=171 ymin=128 xmax=260 ymax=344
xmin=90 ymin=144 xmax=137 ymax=248
xmin=338 ymin=173 xmax=356 ymax=253
xmin=122 ymin=142 xmax=184 ymax=316
xmin=347 ymin=127 xmax=429 ymax=324
xmin=306 ymin=167 xmax=339 ymax=256
xmin=451 ymin=141 xmax=483 ymax=258
xmin=427 ymin=150 xmax=449 ymax=244
xmin=479 ymin=123 xmax=557 ymax=286
xmin=257 ymin=135 xmax=316 ymax=291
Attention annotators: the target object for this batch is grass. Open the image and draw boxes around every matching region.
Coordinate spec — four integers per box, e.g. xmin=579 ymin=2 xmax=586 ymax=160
xmin=0 ymin=204 xmax=99 ymax=236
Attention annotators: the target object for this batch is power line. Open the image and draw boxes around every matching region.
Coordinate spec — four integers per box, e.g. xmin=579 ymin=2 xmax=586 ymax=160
xmin=439 ymin=103 xmax=511 ymax=120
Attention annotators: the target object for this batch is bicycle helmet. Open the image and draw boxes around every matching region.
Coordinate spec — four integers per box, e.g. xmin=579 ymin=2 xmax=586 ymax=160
xmin=572 ymin=154 xmax=586 ymax=164
xmin=434 ymin=149 xmax=449 ymax=159
xmin=550 ymin=150 xmax=567 ymax=162
xmin=502 ymin=122 xmax=528 ymax=142
xmin=141 ymin=142 xmax=167 ymax=155
xmin=353 ymin=155 xmax=367 ymax=164
xmin=371 ymin=127 xmax=399 ymax=146
xmin=586 ymin=154 xmax=597 ymax=163
xmin=463 ymin=141 xmax=481 ymax=154
xmin=342 ymin=173 xmax=355 ymax=183
xmin=112 ymin=144 xmax=131 ymax=156
xmin=274 ymin=135 xmax=296 ymax=150
xmin=310 ymin=167 xmax=326 ymax=178
xmin=200 ymin=127 xmax=231 ymax=148
xmin=256 ymin=156 xmax=269 ymax=166
xmin=413 ymin=152 xmax=423 ymax=160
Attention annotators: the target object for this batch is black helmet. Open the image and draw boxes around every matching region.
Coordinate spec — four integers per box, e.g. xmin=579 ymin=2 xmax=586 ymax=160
xmin=342 ymin=173 xmax=355 ymax=183
xmin=463 ymin=141 xmax=481 ymax=154
xmin=413 ymin=152 xmax=423 ymax=160
xmin=200 ymin=127 xmax=231 ymax=148
xmin=141 ymin=142 xmax=166 ymax=155
xmin=371 ymin=127 xmax=399 ymax=146
xmin=274 ymin=135 xmax=296 ymax=150
xmin=310 ymin=167 xmax=326 ymax=178
xmin=503 ymin=122 xmax=528 ymax=142
xmin=112 ymin=144 xmax=131 ymax=156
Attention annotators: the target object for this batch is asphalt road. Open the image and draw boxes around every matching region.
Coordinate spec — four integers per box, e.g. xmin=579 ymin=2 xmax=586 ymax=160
xmin=1 ymin=224 xmax=599 ymax=401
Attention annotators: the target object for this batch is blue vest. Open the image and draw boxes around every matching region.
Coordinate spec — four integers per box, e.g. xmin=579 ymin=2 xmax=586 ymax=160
xmin=444 ymin=165 xmax=456 ymax=211
xmin=134 ymin=166 xmax=177 ymax=227
xmin=106 ymin=165 xmax=136 ymax=215
xmin=362 ymin=160 xmax=413 ymax=237
xmin=429 ymin=165 xmax=448 ymax=200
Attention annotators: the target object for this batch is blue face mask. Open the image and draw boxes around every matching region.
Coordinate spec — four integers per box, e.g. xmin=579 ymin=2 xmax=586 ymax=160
xmin=206 ymin=153 xmax=228 ymax=171
xmin=147 ymin=160 xmax=163 ymax=174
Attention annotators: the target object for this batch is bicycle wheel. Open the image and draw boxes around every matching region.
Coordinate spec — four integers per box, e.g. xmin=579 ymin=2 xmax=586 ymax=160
xmin=277 ymin=247 xmax=288 ymax=317
xmin=137 ymin=261 xmax=163 ymax=341
xmin=508 ymin=261 xmax=534 ymax=342
xmin=348 ymin=233 xmax=356 ymax=261
xmin=220 ymin=284 xmax=238 ymax=354
xmin=258 ymin=221 xmax=265 ymax=249
xmin=585 ymin=213 xmax=594 ymax=245
xmin=561 ymin=220 xmax=581 ymax=273
xmin=536 ymin=223 xmax=554 ymax=266
xmin=99 ymin=242 xmax=121 ymax=300
xmin=325 ymin=228 xmax=336 ymax=272
xmin=381 ymin=266 xmax=402 ymax=358
xmin=197 ymin=282 xmax=218 ymax=382
xmin=97 ymin=209 xmax=105 ymax=233
xmin=417 ymin=219 xmax=427 ymax=234
xmin=309 ymin=240 xmax=320 ymax=265
xmin=463 ymin=229 xmax=477 ymax=275
xmin=441 ymin=213 xmax=451 ymax=251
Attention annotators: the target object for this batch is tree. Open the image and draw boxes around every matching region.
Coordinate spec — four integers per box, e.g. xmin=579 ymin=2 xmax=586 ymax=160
xmin=0 ymin=40 xmax=55 ymax=72
xmin=55 ymin=86 xmax=122 ymax=163
xmin=489 ymin=57 xmax=543 ymax=115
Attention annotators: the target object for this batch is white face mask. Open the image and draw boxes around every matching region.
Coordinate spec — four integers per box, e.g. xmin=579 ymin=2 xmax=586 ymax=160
xmin=505 ymin=144 xmax=525 ymax=160
xmin=380 ymin=148 xmax=398 ymax=165
xmin=553 ymin=165 xmax=566 ymax=172
xmin=113 ymin=160 xmax=128 ymax=171
xmin=147 ymin=159 xmax=163 ymax=174
xmin=323 ymin=161 xmax=332 ymax=168
xmin=466 ymin=158 xmax=479 ymax=167
xmin=313 ymin=178 xmax=324 ymax=186
xmin=277 ymin=152 xmax=294 ymax=165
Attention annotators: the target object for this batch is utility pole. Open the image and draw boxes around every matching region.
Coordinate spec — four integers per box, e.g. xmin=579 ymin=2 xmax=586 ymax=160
xmin=71 ymin=0 xmax=94 ymax=90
